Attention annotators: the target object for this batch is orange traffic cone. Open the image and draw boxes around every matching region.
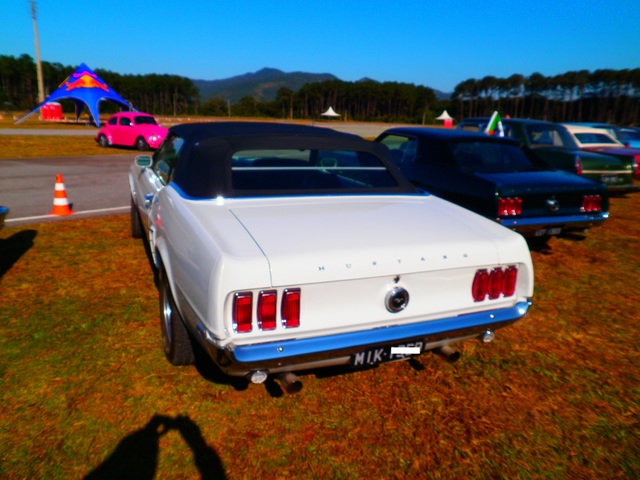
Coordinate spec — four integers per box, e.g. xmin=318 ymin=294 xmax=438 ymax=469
xmin=50 ymin=174 xmax=73 ymax=216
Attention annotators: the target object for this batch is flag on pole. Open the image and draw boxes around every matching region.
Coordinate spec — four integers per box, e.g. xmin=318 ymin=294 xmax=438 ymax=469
xmin=484 ymin=111 xmax=504 ymax=137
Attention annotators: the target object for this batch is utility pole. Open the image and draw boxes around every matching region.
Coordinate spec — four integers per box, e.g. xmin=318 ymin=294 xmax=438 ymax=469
xmin=31 ymin=0 xmax=45 ymax=103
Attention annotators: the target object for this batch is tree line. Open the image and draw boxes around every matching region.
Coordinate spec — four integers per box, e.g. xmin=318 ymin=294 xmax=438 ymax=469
xmin=451 ymin=69 xmax=640 ymax=125
xmin=1 ymin=54 xmax=638 ymax=125
xmin=202 ymin=80 xmax=438 ymax=124
xmin=0 ymin=54 xmax=198 ymax=116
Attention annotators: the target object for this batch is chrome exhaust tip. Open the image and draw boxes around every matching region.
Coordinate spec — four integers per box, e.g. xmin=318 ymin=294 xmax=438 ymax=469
xmin=480 ymin=330 xmax=496 ymax=343
xmin=434 ymin=345 xmax=461 ymax=363
xmin=248 ymin=370 xmax=268 ymax=384
xmin=277 ymin=372 xmax=303 ymax=394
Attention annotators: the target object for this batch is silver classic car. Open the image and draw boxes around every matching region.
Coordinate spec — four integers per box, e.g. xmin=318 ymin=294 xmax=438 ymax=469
xmin=128 ymin=122 xmax=534 ymax=392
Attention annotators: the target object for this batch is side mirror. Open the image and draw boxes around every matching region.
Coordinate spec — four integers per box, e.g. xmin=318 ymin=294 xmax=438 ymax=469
xmin=135 ymin=155 xmax=152 ymax=167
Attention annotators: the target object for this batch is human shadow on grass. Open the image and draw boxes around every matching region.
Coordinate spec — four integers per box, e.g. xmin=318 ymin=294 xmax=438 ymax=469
xmin=0 ymin=229 xmax=37 ymax=278
xmin=84 ymin=414 xmax=227 ymax=480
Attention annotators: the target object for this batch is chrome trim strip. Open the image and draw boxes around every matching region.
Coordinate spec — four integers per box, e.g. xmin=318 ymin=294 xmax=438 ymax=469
xmin=582 ymin=170 xmax=631 ymax=174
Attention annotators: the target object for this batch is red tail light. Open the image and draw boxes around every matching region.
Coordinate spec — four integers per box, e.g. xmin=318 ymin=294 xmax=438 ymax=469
xmin=281 ymin=288 xmax=301 ymax=328
xmin=633 ymin=155 xmax=639 ymax=176
xmin=257 ymin=290 xmax=277 ymax=330
xmin=582 ymin=195 xmax=602 ymax=213
xmin=472 ymin=269 xmax=489 ymax=302
xmin=497 ymin=197 xmax=522 ymax=216
xmin=502 ymin=266 xmax=518 ymax=297
xmin=574 ymin=156 xmax=583 ymax=175
xmin=473 ymin=266 xmax=517 ymax=302
xmin=487 ymin=268 xmax=503 ymax=299
xmin=233 ymin=292 xmax=253 ymax=333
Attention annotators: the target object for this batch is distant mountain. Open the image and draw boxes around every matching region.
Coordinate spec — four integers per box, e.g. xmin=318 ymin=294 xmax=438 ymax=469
xmin=193 ymin=68 xmax=338 ymax=104
xmin=355 ymin=76 xmax=451 ymax=100
xmin=193 ymin=68 xmax=452 ymax=103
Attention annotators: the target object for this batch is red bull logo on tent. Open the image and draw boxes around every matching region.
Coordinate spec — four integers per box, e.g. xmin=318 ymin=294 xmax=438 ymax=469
xmin=64 ymin=71 xmax=109 ymax=92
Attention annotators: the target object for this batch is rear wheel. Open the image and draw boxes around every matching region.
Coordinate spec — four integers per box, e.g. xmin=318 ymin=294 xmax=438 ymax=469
xmin=98 ymin=134 xmax=108 ymax=147
xmin=135 ymin=136 xmax=150 ymax=151
xmin=159 ymin=268 xmax=195 ymax=366
xmin=130 ymin=196 xmax=143 ymax=239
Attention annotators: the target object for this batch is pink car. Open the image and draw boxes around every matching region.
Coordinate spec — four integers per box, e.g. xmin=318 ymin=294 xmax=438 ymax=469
xmin=96 ymin=112 xmax=168 ymax=150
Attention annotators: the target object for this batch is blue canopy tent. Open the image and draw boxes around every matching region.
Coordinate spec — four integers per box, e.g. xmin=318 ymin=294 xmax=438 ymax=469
xmin=15 ymin=63 xmax=135 ymax=127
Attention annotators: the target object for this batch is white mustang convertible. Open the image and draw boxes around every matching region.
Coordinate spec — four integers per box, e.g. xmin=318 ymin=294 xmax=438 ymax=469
xmin=129 ymin=122 xmax=533 ymax=392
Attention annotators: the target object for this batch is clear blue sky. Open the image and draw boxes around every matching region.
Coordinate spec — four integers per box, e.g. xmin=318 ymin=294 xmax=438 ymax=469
xmin=1 ymin=0 xmax=639 ymax=93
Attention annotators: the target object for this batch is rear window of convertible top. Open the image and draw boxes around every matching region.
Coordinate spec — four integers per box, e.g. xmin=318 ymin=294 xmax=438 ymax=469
xmin=230 ymin=148 xmax=399 ymax=192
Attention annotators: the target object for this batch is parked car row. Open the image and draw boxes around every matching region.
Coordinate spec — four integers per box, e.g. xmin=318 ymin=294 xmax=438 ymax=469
xmin=128 ymin=122 xmax=535 ymax=393
xmin=375 ymin=127 xmax=609 ymax=243
xmin=127 ymin=119 xmax=637 ymax=393
xmin=457 ymin=117 xmax=639 ymax=189
xmin=562 ymin=124 xmax=640 ymax=176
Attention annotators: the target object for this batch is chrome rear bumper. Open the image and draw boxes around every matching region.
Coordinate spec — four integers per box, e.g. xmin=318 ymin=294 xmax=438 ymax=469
xmin=198 ymin=301 xmax=532 ymax=377
xmin=499 ymin=212 xmax=609 ymax=236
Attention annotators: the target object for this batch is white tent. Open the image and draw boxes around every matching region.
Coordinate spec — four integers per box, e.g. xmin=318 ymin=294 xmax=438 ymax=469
xmin=435 ymin=110 xmax=453 ymax=121
xmin=435 ymin=110 xmax=454 ymax=128
xmin=321 ymin=106 xmax=340 ymax=117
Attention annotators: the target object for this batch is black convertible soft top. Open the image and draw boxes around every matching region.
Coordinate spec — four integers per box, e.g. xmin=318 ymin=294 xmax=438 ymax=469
xmin=166 ymin=122 xmax=418 ymax=199
xmin=169 ymin=121 xmax=357 ymax=141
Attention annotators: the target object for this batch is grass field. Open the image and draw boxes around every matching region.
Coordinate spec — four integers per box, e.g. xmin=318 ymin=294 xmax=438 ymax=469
xmin=0 ymin=119 xmax=266 ymax=160
xmin=1 ymin=122 xmax=639 ymax=478
xmin=0 ymin=115 xmax=377 ymax=159
xmin=0 ymin=114 xmax=116 ymax=158
xmin=1 ymin=191 xmax=639 ymax=478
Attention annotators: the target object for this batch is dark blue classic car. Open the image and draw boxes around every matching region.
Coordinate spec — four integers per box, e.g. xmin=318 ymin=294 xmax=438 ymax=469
xmin=375 ymin=128 xmax=609 ymax=241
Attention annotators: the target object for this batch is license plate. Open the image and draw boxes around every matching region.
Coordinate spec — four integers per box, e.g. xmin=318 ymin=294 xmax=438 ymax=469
xmin=534 ymin=227 xmax=562 ymax=237
xmin=601 ymin=174 xmax=620 ymax=184
xmin=351 ymin=341 xmax=424 ymax=367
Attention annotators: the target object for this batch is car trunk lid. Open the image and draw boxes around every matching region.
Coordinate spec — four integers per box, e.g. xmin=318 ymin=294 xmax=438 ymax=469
xmin=476 ymin=170 xmax=605 ymax=217
xmin=228 ymin=195 xmax=510 ymax=286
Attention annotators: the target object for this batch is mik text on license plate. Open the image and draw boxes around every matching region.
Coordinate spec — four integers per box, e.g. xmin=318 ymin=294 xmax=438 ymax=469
xmin=352 ymin=342 xmax=424 ymax=367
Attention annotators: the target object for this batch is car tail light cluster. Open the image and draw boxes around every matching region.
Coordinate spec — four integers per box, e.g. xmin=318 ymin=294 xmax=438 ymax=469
xmin=233 ymin=288 xmax=301 ymax=333
xmin=498 ymin=197 xmax=522 ymax=216
xmin=472 ymin=266 xmax=518 ymax=302
xmin=633 ymin=155 xmax=640 ymax=176
xmin=581 ymin=195 xmax=602 ymax=213
xmin=574 ymin=156 xmax=584 ymax=175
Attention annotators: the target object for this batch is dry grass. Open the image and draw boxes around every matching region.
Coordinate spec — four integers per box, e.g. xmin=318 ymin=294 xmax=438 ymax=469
xmin=1 ymin=189 xmax=639 ymax=479
xmin=0 ymin=114 xmax=113 ymax=158
xmin=0 ymin=114 xmax=309 ymax=159
xmin=0 ymin=135 xmax=109 ymax=159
